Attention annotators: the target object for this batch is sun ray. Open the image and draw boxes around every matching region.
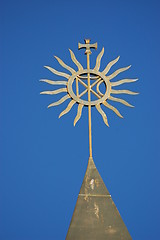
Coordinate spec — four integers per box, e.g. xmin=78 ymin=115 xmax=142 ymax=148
xmin=96 ymin=104 xmax=109 ymax=127
xmin=102 ymin=56 xmax=120 ymax=75
xmin=74 ymin=104 xmax=83 ymax=126
xmin=111 ymin=89 xmax=139 ymax=95
xmin=109 ymin=96 xmax=134 ymax=107
xmin=59 ymin=99 xmax=76 ymax=118
xmin=103 ymin=101 xmax=123 ymax=118
xmin=69 ymin=49 xmax=83 ymax=71
xmin=107 ymin=65 xmax=131 ymax=80
xmin=40 ymin=79 xmax=67 ymax=85
xmin=111 ymin=78 xmax=138 ymax=87
xmin=40 ymin=88 xmax=67 ymax=95
xmin=44 ymin=66 xmax=70 ymax=79
xmin=54 ymin=56 xmax=76 ymax=74
xmin=94 ymin=48 xmax=104 ymax=71
xmin=48 ymin=94 xmax=70 ymax=108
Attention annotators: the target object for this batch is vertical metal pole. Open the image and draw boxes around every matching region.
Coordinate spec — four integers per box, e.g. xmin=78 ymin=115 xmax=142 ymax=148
xmin=86 ymin=53 xmax=92 ymax=158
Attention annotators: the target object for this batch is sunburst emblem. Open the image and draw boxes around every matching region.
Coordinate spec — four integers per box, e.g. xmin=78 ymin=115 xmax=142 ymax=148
xmin=40 ymin=39 xmax=138 ymax=127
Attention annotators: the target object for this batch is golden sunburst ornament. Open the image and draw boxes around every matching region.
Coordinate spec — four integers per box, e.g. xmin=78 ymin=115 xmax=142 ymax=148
xmin=40 ymin=39 xmax=138 ymax=127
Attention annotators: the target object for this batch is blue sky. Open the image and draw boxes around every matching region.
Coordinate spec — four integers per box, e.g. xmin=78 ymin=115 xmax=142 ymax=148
xmin=0 ymin=0 xmax=160 ymax=239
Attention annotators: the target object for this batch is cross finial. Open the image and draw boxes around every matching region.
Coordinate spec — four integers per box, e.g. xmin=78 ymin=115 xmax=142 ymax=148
xmin=78 ymin=39 xmax=97 ymax=54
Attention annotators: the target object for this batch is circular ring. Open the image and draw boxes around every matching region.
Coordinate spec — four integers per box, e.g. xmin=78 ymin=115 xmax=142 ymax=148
xmin=67 ymin=69 xmax=111 ymax=106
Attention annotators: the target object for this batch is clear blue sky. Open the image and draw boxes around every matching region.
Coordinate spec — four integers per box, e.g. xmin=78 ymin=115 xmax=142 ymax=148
xmin=0 ymin=0 xmax=160 ymax=239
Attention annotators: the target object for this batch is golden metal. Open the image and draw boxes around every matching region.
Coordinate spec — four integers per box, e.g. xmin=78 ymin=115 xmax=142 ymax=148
xmin=103 ymin=101 xmax=123 ymax=118
xmin=40 ymin=88 xmax=67 ymax=95
xmin=59 ymin=100 xmax=76 ymax=118
xmin=69 ymin=49 xmax=83 ymax=71
xmin=111 ymin=89 xmax=138 ymax=95
xmin=78 ymin=39 xmax=97 ymax=54
xmin=44 ymin=66 xmax=70 ymax=79
xmin=109 ymin=95 xmax=134 ymax=107
xmin=102 ymin=56 xmax=120 ymax=75
xmin=111 ymin=78 xmax=138 ymax=87
xmin=54 ymin=56 xmax=75 ymax=74
xmin=40 ymin=39 xmax=138 ymax=240
xmin=40 ymin=79 xmax=67 ymax=85
xmin=67 ymin=69 xmax=111 ymax=106
xmin=75 ymin=77 xmax=79 ymax=96
xmin=40 ymin=39 xmax=138 ymax=153
xmin=106 ymin=65 xmax=131 ymax=80
xmin=94 ymin=47 xmax=104 ymax=71
xmin=47 ymin=94 xmax=70 ymax=108
xmin=74 ymin=104 xmax=83 ymax=126
xmin=86 ymin=40 xmax=93 ymax=158
xmin=96 ymin=104 xmax=109 ymax=126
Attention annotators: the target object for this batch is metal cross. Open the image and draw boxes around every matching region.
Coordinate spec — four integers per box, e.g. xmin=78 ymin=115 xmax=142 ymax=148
xmin=78 ymin=39 xmax=98 ymax=158
xmin=78 ymin=39 xmax=97 ymax=54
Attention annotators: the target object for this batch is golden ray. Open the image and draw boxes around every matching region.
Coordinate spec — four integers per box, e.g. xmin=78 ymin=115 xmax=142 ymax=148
xmin=40 ymin=79 xmax=67 ymax=85
xmin=102 ymin=56 xmax=120 ymax=75
xmin=109 ymin=96 xmax=134 ymax=107
xmin=40 ymin=88 xmax=67 ymax=95
xmin=54 ymin=56 xmax=75 ymax=74
xmin=74 ymin=104 xmax=83 ymax=126
xmin=111 ymin=78 xmax=138 ymax=87
xmin=111 ymin=89 xmax=139 ymax=95
xmin=48 ymin=94 xmax=70 ymax=108
xmin=44 ymin=66 xmax=70 ymax=79
xmin=69 ymin=49 xmax=83 ymax=71
xmin=94 ymin=47 xmax=104 ymax=71
xmin=96 ymin=104 xmax=109 ymax=127
xmin=103 ymin=101 xmax=123 ymax=118
xmin=59 ymin=100 xmax=76 ymax=118
xmin=107 ymin=65 xmax=131 ymax=80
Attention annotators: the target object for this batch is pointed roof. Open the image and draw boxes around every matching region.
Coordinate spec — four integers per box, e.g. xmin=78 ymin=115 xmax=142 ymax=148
xmin=66 ymin=157 xmax=132 ymax=240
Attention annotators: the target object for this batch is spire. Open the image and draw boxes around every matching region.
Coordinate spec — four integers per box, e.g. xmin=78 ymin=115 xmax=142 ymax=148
xmin=40 ymin=40 xmax=138 ymax=239
xmin=66 ymin=157 xmax=132 ymax=240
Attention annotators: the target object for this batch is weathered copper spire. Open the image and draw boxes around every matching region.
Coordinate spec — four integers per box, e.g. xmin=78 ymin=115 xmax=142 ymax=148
xmin=66 ymin=157 xmax=132 ymax=240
